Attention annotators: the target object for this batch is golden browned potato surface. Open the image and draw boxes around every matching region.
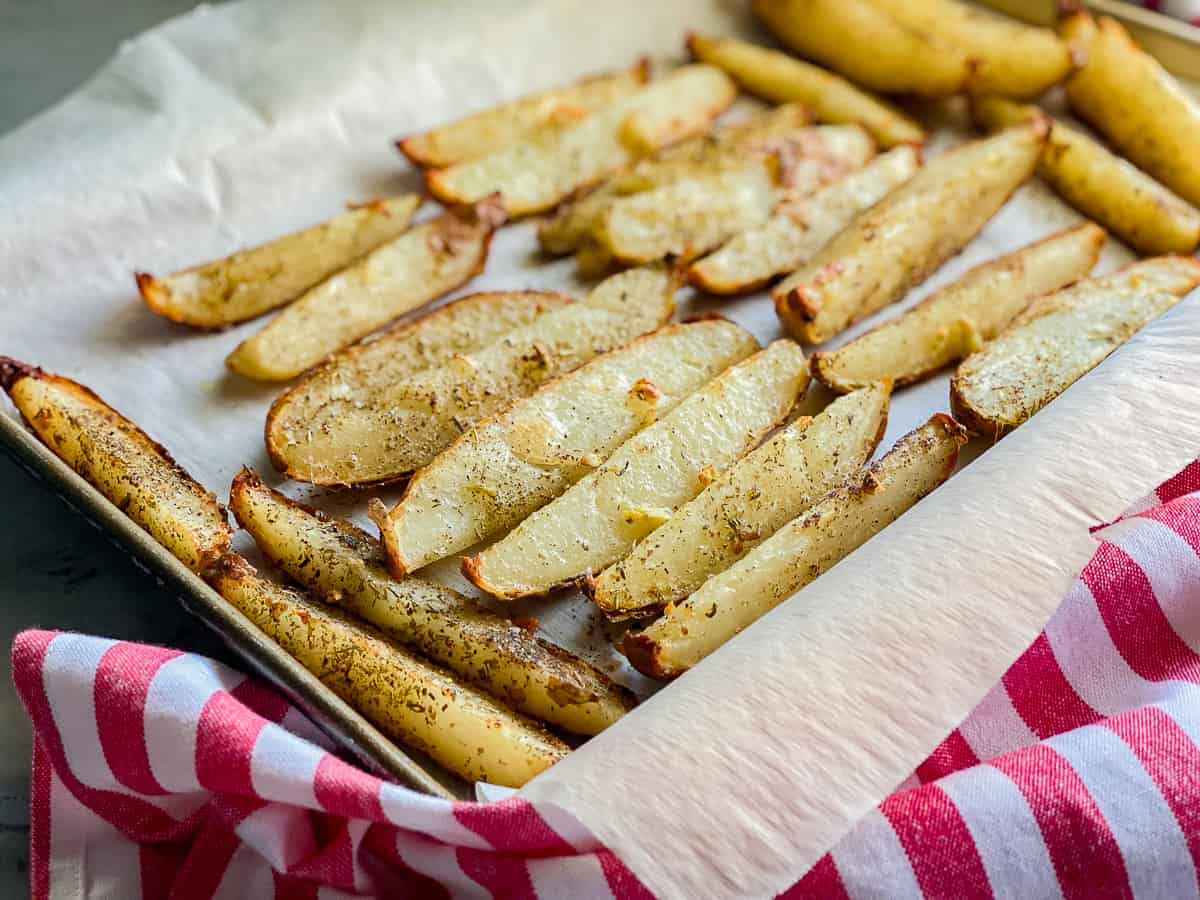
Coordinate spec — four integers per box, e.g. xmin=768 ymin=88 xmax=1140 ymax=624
xmin=1 ymin=359 xmax=230 ymax=573
xmin=209 ymin=553 xmax=568 ymax=787
xmin=229 ymin=470 xmax=636 ymax=735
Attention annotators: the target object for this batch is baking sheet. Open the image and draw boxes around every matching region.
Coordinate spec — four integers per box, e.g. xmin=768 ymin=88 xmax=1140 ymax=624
xmin=3 ymin=1 xmax=1199 ymax=896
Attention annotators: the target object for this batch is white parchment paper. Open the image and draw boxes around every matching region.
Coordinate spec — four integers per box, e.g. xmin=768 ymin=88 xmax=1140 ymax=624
xmin=3 ymin=2 xmax=1199 ymax=897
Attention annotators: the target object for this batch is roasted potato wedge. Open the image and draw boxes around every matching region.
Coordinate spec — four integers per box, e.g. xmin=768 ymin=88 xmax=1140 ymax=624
xmin=136 ymin=195 xmax=421 ymax=329
xmin=538 ymin=104 xmax=813 ymax=256
xmin=873 ymin=0 xmax=1072 ymax=99
xmin=592 ymin=381 xmax=891 ymax=621
xmin=1 ymin=359 xmax=230 ymax=573
xmin=971 ymin=96 xmax=1200 ymax=256
xmin=229 ymin=471 xmax=636 ymax=736
xmin=426 ymin=65 xmax=736 ymax=217
xmin=593 ymin=126 xmax=876 ymax=267
xmin=227 ymin=198 xmax=505 ymax=381
xmin=752 ymin=0 xmax=971 ymax=97
xmin=273 ymin=267 xmax=673 ymax=487
xmin=208 ymin=554 xmax=567 ymax=787
xmin=374 ymin=319 xmax=759 ymax=575
xmin=595 ymin=162 xmax=778 ymax=266
xmin=464 ymin=340 xmax=809 ymax=600
xmin=774 ymin=122 xmax=1046 ymax=344
xmin=266 ymin=291 xmax=572 ymax=486
xmin=685 ymin=33 xmax=924 ymax=148
xmin=950 ymin=256 xmax=1200 ymax=437
xmin=1062 ymin=13 xmax=1200 ymax=209
xmin=398 ymin=61 xmax=650 ymax=168
xmin=689 ymin=146 xmax=920 ymax=295
xmin=625 ymin=414 xmax=967 ymax=679
xmin=812 ymin=223 xmax=1106 ymax=393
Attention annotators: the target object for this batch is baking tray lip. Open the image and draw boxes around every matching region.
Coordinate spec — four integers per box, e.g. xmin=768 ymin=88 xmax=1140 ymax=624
xmin=0 ymin=407 xmax=466 ymax=801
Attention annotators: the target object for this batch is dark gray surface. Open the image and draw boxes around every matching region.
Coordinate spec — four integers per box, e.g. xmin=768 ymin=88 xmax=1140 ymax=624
xmin=1 ymin=2 xmax=223 ymax=893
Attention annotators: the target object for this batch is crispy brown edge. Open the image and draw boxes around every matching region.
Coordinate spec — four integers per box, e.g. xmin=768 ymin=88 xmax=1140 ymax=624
xmin=262 ymin=290 xmax=575 ymax=487
xmin=135 ymin=271 xmax=228 ymax=330
xmin=623 ymin=629 xmax=681 ymax=681
xmin=948 ymin=372 xmax=1007 ymax=439
xmin=2 ymin=356 xmax=232 ymax=571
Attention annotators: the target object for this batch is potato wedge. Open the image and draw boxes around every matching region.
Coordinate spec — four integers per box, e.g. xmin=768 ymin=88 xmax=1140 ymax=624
xmin=229 ymin=472 xmax=636 ymax=736
xmin=774 ymin=122 xmax=1046 ymax=344
xmin=812 ymin=223 xmax=1106 ymax=393
xmin=276 ymin=267 xmax=673 ymax=487
xmin=227 ymin=198 xmax=505 ymax=382
xmin=1 ymin=359 xmax=230 ymax=572
xmin=374 ymin=319 xmax=759 ymax=575
xmin=208 ymin=554 xmax=567 ymax=787
xmin=397 ymin=61 xmax=650 ymax=168
xmin=426 ymin=65 xmax=736 ymax=217
xmin=873 ymin=0 xmax=1072 ymax=99
xmin=595 ymin=162 xmax=778 ymax=266
xmin=592 ymin=381 xmax=891 ymax=621
xmin=689 ymin=146 xmax=920 ymax=295
xmin=537 ymin=104 xmax=813 ymax=256
xmin=625 ymin=414 xmax=967 ymax=679
xmin=971 ymin=96 xmax=1200 ymax=256
xmin=593 ymin=126 xmax=876 ymax=267
xmin=752 ymin=0 xmax=972 ymax=97
xmin=266 ymin=291 xmax=572 ymax=486
xmin=685 ymin=33 xmax=924 ymax=148
xmin=950 ymin=256 xmax=1200 ymax=437
xmin=464 ymin=340 xmax=809 ymax=600
xmin=136 ymin=195 xmax=421 ymax=329
xmin=1062 ymin=13 xmax=1200 ymax=209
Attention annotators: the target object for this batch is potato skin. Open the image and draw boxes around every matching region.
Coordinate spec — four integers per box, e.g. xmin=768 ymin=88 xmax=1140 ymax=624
xmin=207 ymin=554 xmax=568 ymax=788
xmin=1 ymin=358 xmax=230 ymax=573
xmin=1062 ymin=12 xmax=1200 ymax=210
xmin=873 ymin=0 xmax=1073 ymax=99
xmin=971 ymin=95 xmax=1200 ymax=256
xmin=752 ymin=0 xmax=972 ymax=97
xmin=228 ymin=470 xmax=637 ymax=735
xmin=686 ymin=32 xmax=924 ymax=148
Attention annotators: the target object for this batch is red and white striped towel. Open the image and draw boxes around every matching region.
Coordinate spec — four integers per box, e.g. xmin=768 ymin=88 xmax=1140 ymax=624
xmin=14 ymin=458 xmax=1200 ymax=899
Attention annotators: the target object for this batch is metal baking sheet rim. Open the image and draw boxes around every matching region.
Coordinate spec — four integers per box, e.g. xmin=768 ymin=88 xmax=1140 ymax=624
xmin=3 ymin=0 xmax=1197 ymax=803
xmin=0 ymin=411 xmax=466 ymax=800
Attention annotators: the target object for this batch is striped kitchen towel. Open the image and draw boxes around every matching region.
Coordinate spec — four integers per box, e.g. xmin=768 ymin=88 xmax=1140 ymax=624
xmin=14 ymin=457 xmax=1200 ymax=899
